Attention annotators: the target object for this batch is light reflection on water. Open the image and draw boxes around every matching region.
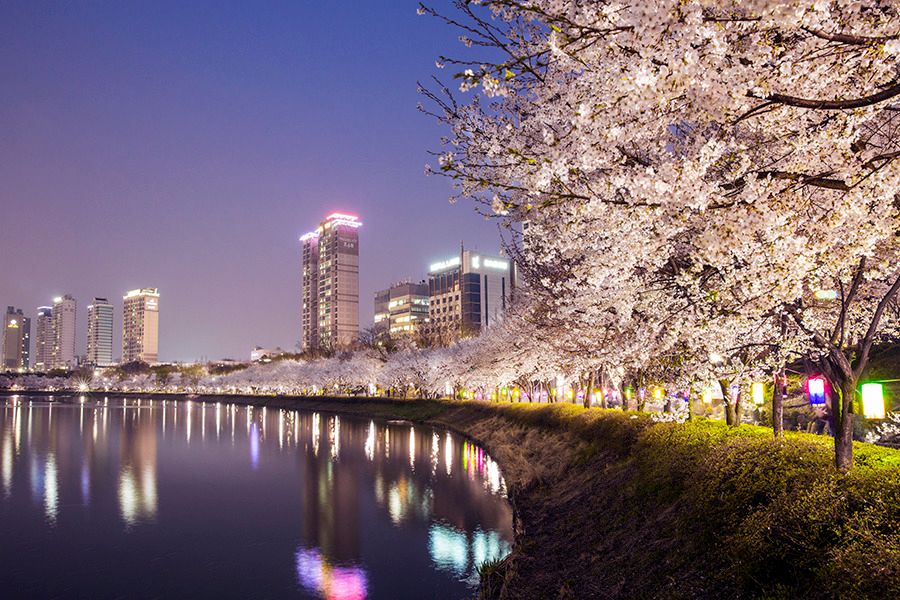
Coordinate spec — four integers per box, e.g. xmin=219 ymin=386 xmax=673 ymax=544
xmin=0 ymin=396 xmax=512 ymax=599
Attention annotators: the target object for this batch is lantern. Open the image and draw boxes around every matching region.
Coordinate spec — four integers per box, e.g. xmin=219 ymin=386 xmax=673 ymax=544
xmin=702 ymin=387 xmax=713 ymax=404
xmin=861 ymin=383 xmax=886 ymax=419
xmin=752 ymin=382 xmax=764 ymax=406
xmin=808 ymin=377 xmax=826 ymax=407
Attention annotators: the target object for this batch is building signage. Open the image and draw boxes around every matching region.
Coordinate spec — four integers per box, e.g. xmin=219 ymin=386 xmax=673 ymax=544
xmin=430 ymin=257 xmax=461 ymax=272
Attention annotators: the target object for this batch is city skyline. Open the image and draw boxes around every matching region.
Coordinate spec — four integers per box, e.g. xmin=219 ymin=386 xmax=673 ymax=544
xmin=0 ymin=1 xmax=507 ymax=363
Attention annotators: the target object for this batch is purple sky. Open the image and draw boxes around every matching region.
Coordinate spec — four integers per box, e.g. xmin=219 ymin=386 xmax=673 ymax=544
xmin=0 ymin=1 xmax=504 ymax=363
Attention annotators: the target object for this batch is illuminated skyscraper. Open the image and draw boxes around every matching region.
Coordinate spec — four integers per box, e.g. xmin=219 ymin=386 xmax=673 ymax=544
xmin=33 ymin=306 xmax=53 ymax=371
xmin=123 ymin=288 xmax=159 ymax=364
xmin=87 ymin=297 xmax=114 ymax=367
xmin=51 ymin=294 xmax=77 ymax=369
xmin=300 ymin=213 xmax=361 ymax=351
xmin=2 ymin=307 xmax=30 ymax=371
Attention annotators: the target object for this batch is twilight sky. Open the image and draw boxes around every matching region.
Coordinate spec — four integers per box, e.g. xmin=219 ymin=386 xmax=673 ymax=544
xmin=0 ymin=1 xmax=505 ymax=363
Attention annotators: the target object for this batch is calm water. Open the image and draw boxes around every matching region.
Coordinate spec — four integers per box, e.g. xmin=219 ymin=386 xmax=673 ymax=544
xmin=0 ymin=395 xmax=512 ymax=599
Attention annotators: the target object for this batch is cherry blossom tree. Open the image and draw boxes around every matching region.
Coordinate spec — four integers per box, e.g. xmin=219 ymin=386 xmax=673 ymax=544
xmin=421 ymin=0 xmax=900 ymax=470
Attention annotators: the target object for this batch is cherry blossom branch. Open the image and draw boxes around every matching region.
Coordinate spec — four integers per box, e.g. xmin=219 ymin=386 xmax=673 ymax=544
xmin=856 ymin=273 xmax=900 ymax=379
xmin=801 ymin=26 xmax=899 ymax=46
xmin=746 ymin=80 xmax=900 ymax=111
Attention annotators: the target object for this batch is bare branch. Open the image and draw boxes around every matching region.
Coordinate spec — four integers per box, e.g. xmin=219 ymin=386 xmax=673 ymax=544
xmin=801 ymin=26 xmax=899 ymax=46
xmin=748 ymin=80 xmax=900 ymax=111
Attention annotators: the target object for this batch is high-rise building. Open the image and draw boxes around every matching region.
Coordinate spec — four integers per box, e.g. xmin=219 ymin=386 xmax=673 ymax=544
xmin=51 ymin=294 xmax=77 ymax=369
xmin=373 ymin=282 xmax=430 ymax=340
xmin=123 ymin=288 xmax=159 ymax=364
xmin=2 ymin=307 xmax=30 ymax=371
xmin=426 ymin=247 xmax=517 ymax=341
xmin=33 ymin=306 xmax=53 ymax=371
xmin=87 ymin=297 xmax=114 ymax=367
xmin=300 ymin=213 xmax=361 ymax=351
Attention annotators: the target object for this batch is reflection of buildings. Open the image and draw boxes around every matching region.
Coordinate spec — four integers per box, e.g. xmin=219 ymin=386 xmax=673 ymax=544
xmin=118 ymin=407 xmax=158 ymax=526
xmin=298 ymin=413 xmax=361 ymax=562
xmin=0 ymin=399 xmax=512 ymax=590
xmin=295 ymin=546 xmax=368 ymax=600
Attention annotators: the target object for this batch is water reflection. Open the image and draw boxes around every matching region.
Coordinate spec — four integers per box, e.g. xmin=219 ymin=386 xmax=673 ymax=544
xmin=295 ymin=546 xmax=368 ymax=600
xmin=0 ymin=396 xmax=512 ymax=599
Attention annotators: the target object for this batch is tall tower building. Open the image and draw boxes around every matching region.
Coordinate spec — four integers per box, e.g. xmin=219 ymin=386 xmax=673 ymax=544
xmin=34 ymin=306 xmax=53 ymax=371
xmin=51 ymin=294 xmax=77 ymax=369
xmin=123 ymin=288 xmax=159 ymax=364
xmin=2 ymin=307 xmax=30 ymax=371
xmin=300 ymin=213 xmax=361 ymax=351
xmin=87 ymin=297 xmax=114 ymax=367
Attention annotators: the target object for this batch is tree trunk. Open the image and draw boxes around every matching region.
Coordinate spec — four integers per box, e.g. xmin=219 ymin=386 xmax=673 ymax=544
xmin=834 ymin=377 xmax=856 ymax=472
xmin=772 ymin=371 xmax=784 ymax=438
xmin=720 ymin=379 xmax=737 ymax=426
xmin=583 ymin=372 xmax=595 ymax=409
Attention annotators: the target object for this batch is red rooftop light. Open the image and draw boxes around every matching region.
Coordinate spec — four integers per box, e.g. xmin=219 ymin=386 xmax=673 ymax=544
xmin=326 ymin=212 xmax=358 ymax=221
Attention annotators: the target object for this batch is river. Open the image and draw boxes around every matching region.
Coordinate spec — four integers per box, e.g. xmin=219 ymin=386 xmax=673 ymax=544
xmin=0 ymin=394 xmax=513 ymax=599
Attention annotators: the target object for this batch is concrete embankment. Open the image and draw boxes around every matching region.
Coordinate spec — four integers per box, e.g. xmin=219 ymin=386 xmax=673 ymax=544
xmin=6 ymin=391 xmax=900 ymax=599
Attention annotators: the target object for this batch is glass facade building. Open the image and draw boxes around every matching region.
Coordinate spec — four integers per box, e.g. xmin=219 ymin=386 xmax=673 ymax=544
xmin=51 ymin=294 xmax=77 ymax=369
xmin=123 ymin=288 xmax=159 ymax=364
xmin=427 ymin=249 xmax=517 ymax=341
xmin=87 ymin=297 xmax=114 ymax=367
xmin=2 ymin=307 xmax=30 ymax=371
xmin=33 ymin=306 xmax=52 ymax=371
xmin=373 ymin=282 xmax=429 ymax=340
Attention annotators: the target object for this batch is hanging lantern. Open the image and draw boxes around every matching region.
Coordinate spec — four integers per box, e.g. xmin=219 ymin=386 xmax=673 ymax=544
xmin=702 ymin=387 xmax=713 ymax=404
xmin=861 ymin=383 xmax=886 ymax=419
xmin=731 ymin=384 xmax=740 ymax=403
xmin=808 ymin=377 xmax=826 ymax=407
xmin=752 ymin=382 xmax=764 ymax=406
xmin=653 ymin=388 xmax=663 ymax=400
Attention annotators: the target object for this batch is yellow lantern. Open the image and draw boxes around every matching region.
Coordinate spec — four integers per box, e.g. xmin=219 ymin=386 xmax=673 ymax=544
xmin=862 ymin=383 xmax=886 ymax=419
xmin=752 ymin=382 xmax=764 ymax=406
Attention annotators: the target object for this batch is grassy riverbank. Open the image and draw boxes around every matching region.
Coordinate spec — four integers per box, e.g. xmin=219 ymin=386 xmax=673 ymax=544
xmin=7 ymin=392 xmax=900 ymax=599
